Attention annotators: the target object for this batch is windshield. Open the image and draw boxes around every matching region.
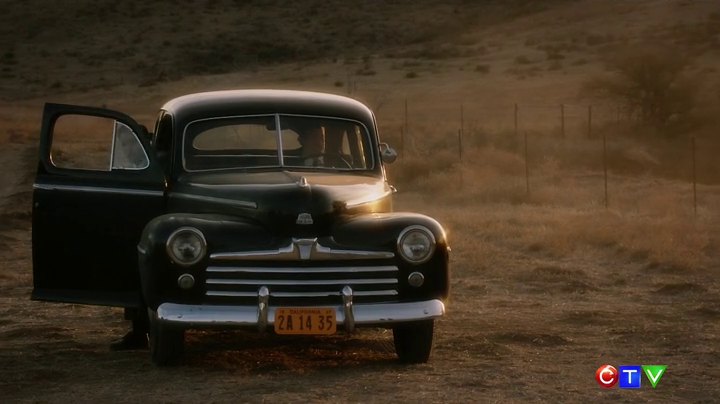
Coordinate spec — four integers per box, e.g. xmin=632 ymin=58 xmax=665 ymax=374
xmin=183 ymin=114 xmax=374 ymax=172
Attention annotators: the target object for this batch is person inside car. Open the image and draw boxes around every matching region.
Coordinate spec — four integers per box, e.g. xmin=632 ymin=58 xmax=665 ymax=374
xmin=297 ymin=125 xmax=326 ymax=166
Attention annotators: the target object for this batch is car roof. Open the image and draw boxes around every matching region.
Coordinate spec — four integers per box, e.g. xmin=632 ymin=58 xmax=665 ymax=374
xmin=161 ymin=89 xmax=375 ymax=125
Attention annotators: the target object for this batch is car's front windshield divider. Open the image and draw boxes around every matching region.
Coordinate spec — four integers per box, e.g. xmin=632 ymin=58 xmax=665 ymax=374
xmin=274 ymin=113 xmax=284 ymax=166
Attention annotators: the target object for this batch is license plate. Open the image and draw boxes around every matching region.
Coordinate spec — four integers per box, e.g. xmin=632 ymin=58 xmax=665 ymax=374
xmin=274 ymin=307 xmax=336 ymax=335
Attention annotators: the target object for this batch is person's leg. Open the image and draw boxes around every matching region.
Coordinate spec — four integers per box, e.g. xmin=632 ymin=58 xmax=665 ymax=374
xmin=110 ymin=307 xmax=149 ymax=350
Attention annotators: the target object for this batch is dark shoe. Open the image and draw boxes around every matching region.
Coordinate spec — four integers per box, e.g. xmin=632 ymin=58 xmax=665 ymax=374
xmin=110 ymin=331 xmax=149 ymax=351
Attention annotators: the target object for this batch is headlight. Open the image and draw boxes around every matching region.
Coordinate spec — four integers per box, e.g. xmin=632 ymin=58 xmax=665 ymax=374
xmin=166 ymin=227 xmax=206 ymax=266
xmin=397 ymin=225 xmax=436 ymax=264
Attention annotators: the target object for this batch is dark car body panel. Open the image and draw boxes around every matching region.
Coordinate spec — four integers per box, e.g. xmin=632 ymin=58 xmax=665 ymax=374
xmin=32 ymin=103 xmax=166 ymax=307
xmin=168 ymin=171 xmax=392 ymax=235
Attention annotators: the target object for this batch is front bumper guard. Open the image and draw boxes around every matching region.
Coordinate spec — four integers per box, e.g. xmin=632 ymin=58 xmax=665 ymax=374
xmin=156 ymin=286 xmax=444 ymax=331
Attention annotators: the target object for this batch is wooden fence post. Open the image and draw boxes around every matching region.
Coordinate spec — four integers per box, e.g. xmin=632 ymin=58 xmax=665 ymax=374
xmin=404 ymin=97 xmax=408 ymax=141
xmin=524 ymin=131 xmax=530 ymax=197
xmin=692 ymin=136 xmax=697 ymax=216
xmin=458 ymin=129 xmax=463 ymax=160
xmin=459 ymin=104 xmax=464 ymax=160
xmin=603 ymin=134 xmax=608 ymax=209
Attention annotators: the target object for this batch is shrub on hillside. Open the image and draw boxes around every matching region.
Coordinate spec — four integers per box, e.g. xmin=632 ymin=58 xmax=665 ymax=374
xmin=582 ymin=45 xmax=699 ymax=137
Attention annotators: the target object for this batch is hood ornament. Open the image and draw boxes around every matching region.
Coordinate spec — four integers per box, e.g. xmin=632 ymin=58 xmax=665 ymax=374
xmin=296 ymin=213 xmax=314 ymax=225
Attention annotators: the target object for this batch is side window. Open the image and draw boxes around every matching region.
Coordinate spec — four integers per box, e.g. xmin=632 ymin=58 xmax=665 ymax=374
xmin=50 ymin=114 xmax=147 ymax=171
xmin=110 ymin=122 xmax=149 ymax=170
xmin=51 ymin=115 xmax=113 ymax=171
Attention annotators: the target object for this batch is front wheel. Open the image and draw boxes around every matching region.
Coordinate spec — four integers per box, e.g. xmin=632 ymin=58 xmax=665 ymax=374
xmin=148 ymin=308 xmax=185 ymax=366
xmin=393 ymin=320 xmax=434 ymax=363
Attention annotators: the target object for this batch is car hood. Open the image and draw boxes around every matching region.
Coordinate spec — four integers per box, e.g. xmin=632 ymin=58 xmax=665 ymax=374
xmin=168 ymin=170 xmax=393 ymax=236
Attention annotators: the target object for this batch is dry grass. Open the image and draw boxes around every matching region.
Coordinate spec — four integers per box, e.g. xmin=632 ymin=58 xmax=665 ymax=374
xmin=431 ymin=196 xmax=716 ymax=269
xmin=389 ymin=137 xmax=720 ymax=274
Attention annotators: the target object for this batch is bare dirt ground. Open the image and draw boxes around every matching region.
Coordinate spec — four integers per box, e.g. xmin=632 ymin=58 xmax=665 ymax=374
xmin=1 ymin=0 xmax=720 ymax=402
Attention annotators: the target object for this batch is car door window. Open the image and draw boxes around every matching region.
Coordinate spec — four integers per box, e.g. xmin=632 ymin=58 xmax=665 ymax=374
xmin=50 ymin=114 xmax=148 ymax=171
xmin=51 ymin=114 xmax=114 ymax=171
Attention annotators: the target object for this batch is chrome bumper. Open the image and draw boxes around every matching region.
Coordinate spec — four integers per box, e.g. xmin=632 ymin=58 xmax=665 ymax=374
xmin=156 ymin=298 xmax=445 ymax=331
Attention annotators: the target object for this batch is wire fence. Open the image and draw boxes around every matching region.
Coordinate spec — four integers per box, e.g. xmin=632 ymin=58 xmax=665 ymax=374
xmin=382 ymin=99 xmax=720 ymax=216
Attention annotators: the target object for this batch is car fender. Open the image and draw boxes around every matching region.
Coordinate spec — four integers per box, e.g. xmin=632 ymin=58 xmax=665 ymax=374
xmin=333 ymin=212 xmax=450 ymax=300
xmin=138 ymin=213 xmax=271 ymax=309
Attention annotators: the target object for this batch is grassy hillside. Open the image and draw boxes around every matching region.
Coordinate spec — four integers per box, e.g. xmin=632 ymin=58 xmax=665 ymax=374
xmin=3 ymin=0 xmax=718 ymax=99
xmin=0 ymin=0 xmax=569 ymax=98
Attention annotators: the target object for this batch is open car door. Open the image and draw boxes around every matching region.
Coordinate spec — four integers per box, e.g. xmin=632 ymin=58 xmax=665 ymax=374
xmin=32 ymin=103 xmax=166 ymax=308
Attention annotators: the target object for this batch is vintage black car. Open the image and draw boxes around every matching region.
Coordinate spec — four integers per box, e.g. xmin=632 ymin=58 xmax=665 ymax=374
xmin=32 ymin=90 xmax=449 ymax=365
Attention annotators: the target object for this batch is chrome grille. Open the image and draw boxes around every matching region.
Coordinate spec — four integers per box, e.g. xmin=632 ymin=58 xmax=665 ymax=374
xmin=204 ymin=265 xmax=399 ymax=304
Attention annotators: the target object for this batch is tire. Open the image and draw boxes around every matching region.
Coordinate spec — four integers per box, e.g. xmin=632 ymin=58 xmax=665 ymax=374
xmin=393 ymin=320 xmax=434 ymax=363
xmin=148 ymin=308 xmax=185 ymax=366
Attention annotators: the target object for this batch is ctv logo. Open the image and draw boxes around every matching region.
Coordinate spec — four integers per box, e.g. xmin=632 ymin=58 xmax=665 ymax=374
xmin=595 ymin=364 xmax=667 ymax=389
